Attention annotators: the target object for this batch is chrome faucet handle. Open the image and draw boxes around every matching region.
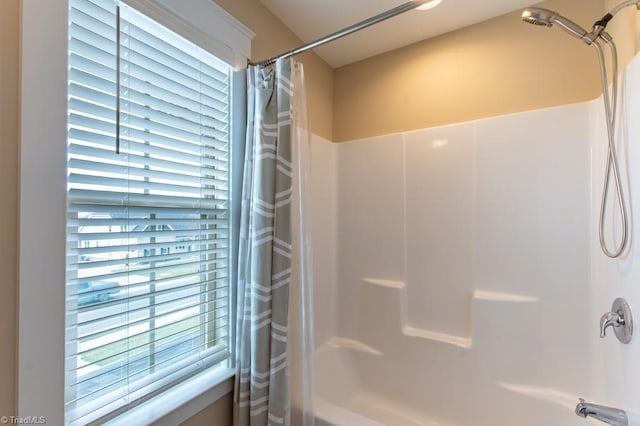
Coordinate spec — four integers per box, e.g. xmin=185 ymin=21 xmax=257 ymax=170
xmin=600 ymin=311 xmax=624 ymax=337
xmin=600 ymin=298 xmax=633 ymax=344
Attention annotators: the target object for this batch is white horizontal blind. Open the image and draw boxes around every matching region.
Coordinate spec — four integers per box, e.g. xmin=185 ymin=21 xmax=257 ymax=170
xmin=65 ymin=1 xmax=232 ymax=424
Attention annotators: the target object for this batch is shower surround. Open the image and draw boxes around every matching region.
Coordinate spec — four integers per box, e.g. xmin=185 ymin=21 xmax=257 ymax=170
xmin=309 ymin=52 xmax=640 ymax=425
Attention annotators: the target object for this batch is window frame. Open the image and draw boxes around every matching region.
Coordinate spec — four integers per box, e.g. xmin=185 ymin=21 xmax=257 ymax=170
xmin=18 ymin=1 xmax=252 ymax=424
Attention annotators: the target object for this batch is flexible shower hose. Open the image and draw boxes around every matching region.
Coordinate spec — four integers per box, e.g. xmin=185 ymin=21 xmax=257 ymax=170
xmin=592 ymin=37 xmax=628 ymax=258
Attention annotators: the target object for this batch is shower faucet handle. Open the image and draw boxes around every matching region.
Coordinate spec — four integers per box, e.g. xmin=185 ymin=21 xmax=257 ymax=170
xmin=600 ymin=298 xmax=633 ymax=344
xmin=600 ymin=311 xmax=624 ymax=337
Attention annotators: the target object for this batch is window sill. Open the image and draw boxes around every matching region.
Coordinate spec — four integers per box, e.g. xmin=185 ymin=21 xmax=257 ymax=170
xmin=105 ymin=367 xmax=235 ymax=426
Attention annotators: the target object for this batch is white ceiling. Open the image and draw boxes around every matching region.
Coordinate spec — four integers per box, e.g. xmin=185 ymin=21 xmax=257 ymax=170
xmin=259 ymin=0 xmax=538 ymax=68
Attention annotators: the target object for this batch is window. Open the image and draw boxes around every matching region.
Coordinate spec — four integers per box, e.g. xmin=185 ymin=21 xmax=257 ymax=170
xmin=64 ymin=1 xmax=234 ymax=423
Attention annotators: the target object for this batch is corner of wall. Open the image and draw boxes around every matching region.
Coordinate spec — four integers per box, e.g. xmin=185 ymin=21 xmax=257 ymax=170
xmin=213 ymin=0 xmax=335 ymax=141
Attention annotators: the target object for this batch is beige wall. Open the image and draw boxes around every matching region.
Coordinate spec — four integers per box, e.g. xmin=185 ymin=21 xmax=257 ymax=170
xmin=215 ymin=0 xmax=334 ymax=141
xmin=0 ymin=0 xmax=19 ymax=418
xmin=178 ymin=393 xmax=233 ymax=426
xmin=333 ymin=0 xmax=607 ymax=142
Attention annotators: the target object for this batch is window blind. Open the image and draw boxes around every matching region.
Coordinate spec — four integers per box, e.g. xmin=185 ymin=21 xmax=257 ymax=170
xmin=65 ymin=1 xmax=232 ymax=424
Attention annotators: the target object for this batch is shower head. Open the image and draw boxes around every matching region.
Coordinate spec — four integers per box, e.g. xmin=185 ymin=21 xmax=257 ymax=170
xmin=522 ymin=7 xmax=592 ymax=44
xmin=522 ymin=7 xmax=556 ymax=26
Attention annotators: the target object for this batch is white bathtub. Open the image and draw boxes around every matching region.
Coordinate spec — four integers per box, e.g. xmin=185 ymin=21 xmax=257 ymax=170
xmin=312 ymin=286 xmax=588 ymax=426
xmin=314 ymin=338 xmax=454 ymax=426
xmin=315 ymin=398 xmax=386 ymax=426
xmin=314 ymin=396 xmax=450 ymax=426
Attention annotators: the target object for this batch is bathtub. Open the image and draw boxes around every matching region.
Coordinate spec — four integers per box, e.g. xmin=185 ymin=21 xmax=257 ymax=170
xmin=314 ymin=396 xmax=447 ymax=426
xmin=312 ymin=287 xmax=589 ymax=426
xmin=313 ymin=336 xmax=455 ymax=426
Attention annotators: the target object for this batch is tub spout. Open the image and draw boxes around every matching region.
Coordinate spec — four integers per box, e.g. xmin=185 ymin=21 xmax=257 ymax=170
xmin=575 ymin=398 xmax=628 ymax=426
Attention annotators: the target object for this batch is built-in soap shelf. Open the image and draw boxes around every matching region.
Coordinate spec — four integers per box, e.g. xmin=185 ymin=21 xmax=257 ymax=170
xmin=474 ymin=290 xmax=539 ymax=303
xmin=324 ymin=336 xmax=383 ymax=356
xmin=360 ymin=277 xmax=539 ymax=350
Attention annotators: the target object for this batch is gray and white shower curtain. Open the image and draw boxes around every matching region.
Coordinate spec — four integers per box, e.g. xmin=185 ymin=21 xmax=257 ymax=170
xmin=234 ymin=59 xmax=295 ymax=426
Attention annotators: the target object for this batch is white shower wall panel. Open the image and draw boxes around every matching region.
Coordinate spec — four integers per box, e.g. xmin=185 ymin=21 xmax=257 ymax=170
xmin=310 ymin=52 xmax=640 ymax=424
xmin=335 ymin=135 xmax=406 ymax=340
xmin=309 ymin=134 xmax=338 ymax=348
xmin=332 ymin=104 xmax=591 ymax=351
xmin=404 ymin=122 xmax=475 ymax=338
xmin=474 ymin=104 xmax=592 ymax=391
xmin=589 ymin=51 xmax=640 ymax=418
xmin=474 ymin=104 xmax=591 ymax=299
xmin=312 ymin=102 xmax=593 ymax=425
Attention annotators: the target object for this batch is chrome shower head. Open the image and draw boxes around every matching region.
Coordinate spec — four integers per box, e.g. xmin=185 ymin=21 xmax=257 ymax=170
xmin=522 ymin=7 xmax=556 ymax=26
xmin=522 ymin=7 xmax=592 ymax=44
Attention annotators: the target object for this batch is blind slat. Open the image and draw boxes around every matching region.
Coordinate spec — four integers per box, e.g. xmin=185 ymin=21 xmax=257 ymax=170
xmin=68 ymin=250 xmax=229 ymax=273
xmin=69 ymin=111 xmax=229 ymax=157
xmin=68 ymin=143 xmax=229 ymax=180
xmin=72 ymin=298 xmax=230 ymax=343
xmin=68 ymin=240 xmax=229 ymax=259
xmin=70 ymin=114 xmax=227 ymax=161
xmin=68 ymin=67 xmax=229 ymax=131
xmin=67 ymin=203 xmax=228 ymax=216
xmin=68 ymin=226 xmax=229 ymax=243
xmin=70 ymin=92 xmax=229 ymax=142
xmin=69 ymin=258 xmax=229 ymax=284
xmin=68 ymin=173 xmax=228 ymax=198
xmin=75 ymin=327 xmax=230 ymax=382
xmin=67 ymin=189 xmax=229 ymax=209
xmin=70 ymin=20 xmax=229 ymax=104
xmin=71 ymin=4 xmax=228 ymax=81
xmin=67 ymin=275 xmax=228 ymax=307
xmin=69 ymin=269 xmax=227 ymax=296
xmin=68 ymin=131 xmax=228 ymax=171
xmin=69 ymin=216 xmax=227 ymax=227
xmin=68 ymin=51 xmax=229 ymax=122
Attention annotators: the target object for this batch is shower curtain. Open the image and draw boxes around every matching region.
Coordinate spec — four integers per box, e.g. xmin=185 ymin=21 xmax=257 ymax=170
xmin=234 ymin=58 xmax=315 ymax=426
xmin=289 ymin=61 xmax=315 ymax=426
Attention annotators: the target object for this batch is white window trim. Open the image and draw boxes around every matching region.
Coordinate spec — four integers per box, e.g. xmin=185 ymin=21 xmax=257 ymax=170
xmin=18 ymin=1 xmax=252 ymax=424
xmin=105 ymin=367 xmax=235 ymax=426
xmin=122 ymin=0 xmax=254 ymax=69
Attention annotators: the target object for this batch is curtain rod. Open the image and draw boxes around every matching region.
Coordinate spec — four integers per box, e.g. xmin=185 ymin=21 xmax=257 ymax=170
xmin=250 ymin=0 xmax=436 ymax=67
